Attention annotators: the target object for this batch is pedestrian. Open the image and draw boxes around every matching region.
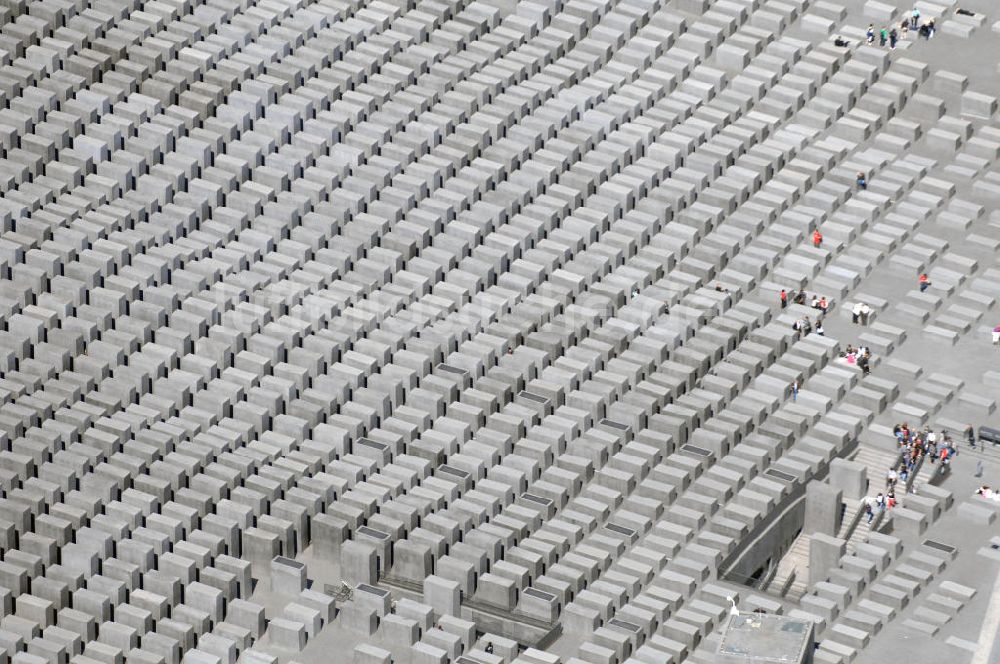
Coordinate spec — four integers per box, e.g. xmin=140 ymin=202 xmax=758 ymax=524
xmin=966 ymin=424 xmax=976 ymax=448
xmin=911 ymin=8 xmax=920 ymax=29
xmin=812 ymin=229 xmax=823 ymax=248
xmin=859 ymin=352 xmax=870 ymax=376
xmin=975 ymin=460 xmax=984 ymax=478
xmin=886 ymin=467 xmax=897 ymax=489
xmin=889 ymin=28 xmax=897 ymax=48
xmin=815 ymin=320 xmax=825 ymax=336
xmin=867 ymin=24 xmax=875 ymax=44
xmin=486 ymin=643 xmax=494 ymax=655
xmin=791 ymin=379 xmax=799 ymax=402
xmin=860 ymin=303 xmax=871 ymax=325
xmin=803 ymin=316 xmax=813 ymax=335
xmin=780 ymin=289 xmax=788 ymax=309
xmin=856 ymin=171 xmax=867 ymax=189
xmin=901 ymin=20 xmax=909 ymax=38
xmin=928 ymin=19 xmax=935 ymax=38
xmin=865 ymin=501 xmax=874 ymax=523
xmin=992 ymin=325 xmax=1000 ymax=344
xmin=879 ymin=26 xmax=887 ymax=46
xmin=919 ymin=273 xmax=930 ymax=292
xmin=852 ymin=302 xmax=862 ymax=324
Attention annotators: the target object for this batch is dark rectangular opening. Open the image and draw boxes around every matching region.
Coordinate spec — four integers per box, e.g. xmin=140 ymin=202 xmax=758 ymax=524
xmin=765 ymin=468 xmax=796 ymax=483
xmin=609 ymin=618 xmax=642 ymax=633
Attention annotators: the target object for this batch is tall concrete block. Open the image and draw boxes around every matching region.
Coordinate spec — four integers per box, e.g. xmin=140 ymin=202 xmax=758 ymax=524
xmin=809 ymin=534 xmax=846 ymax=585
xmin=828 ymin=458 xmax=867 ymax=500
xmin=424 ymin=576 xmax=461 ymax=619
xmin=341 ymin=542 xmax=378 ymax=586
xmin=804 ymin=482 xmax=843 ymax=536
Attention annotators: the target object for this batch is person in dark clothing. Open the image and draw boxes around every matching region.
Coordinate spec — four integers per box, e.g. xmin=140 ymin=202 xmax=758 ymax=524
xmin=856 ymin=171 xmax=867 ymax=189
xmin=889 ymin=28 xmax=898 ymax=48
xmin=834 ymin=36 xmax=850 ymax=47
xmin=485 ymin=643 xmax=494 ymax=654
xmin=966 ymin=424 xmax=976 ymax=448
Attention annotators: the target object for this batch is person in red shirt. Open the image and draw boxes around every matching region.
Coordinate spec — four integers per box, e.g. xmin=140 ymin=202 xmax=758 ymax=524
xmin=919 ymin=273 xmax=930 ymax=292
xmin=780 ymin=289 xmax=787 ymax=309
xmin=812 ymin=230 xmax=823 ymax=248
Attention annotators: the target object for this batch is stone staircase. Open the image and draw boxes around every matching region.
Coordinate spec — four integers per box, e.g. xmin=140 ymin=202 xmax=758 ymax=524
xmin=770 ymin=530 xmax=812 ymax=601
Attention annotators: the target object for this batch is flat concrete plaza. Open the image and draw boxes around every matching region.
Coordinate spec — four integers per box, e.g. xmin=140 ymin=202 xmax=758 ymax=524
xmin=0 ymin=0 xmax=998 ymax=663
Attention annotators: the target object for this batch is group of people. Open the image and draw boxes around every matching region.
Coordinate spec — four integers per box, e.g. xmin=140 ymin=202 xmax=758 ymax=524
xmin=781 ymin=289 xmax=831 ymax=312
xmin=863 ymin=491 xmax=895 ymax=522
xmin=791 ymin=314 xmax=824 ymax=338
xmin=975 ymin=486 xmax=1000 ymax=503
xmin=892 ymin=423 xmax=960 ymax=481
xmin=865 ymin=9 xmax=935 ymax=50
xmin=838 ymin=8 xmax=936 ymax=50
xmin=866 ymin=423 xmax=978 ymax=521
xmin=851 ymin=302 xmax=872 ymax=325
xmin=838 ymin=344 xmax=873 ymax=375
xmin=781 ymin=289 xmax=830 ymax=337
xmin=867 ymin=24 xmax=901 ymax=49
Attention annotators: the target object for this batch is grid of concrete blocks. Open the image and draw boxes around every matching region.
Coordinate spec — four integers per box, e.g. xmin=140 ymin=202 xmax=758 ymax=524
xmin=0 ymin=0 xmax=999 ymax=662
